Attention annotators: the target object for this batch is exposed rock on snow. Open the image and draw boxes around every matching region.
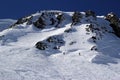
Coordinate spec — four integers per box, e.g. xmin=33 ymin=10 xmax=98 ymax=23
xmin=10 ymin=16 xmax=33 ymax=28
xmin=105 ymin=12 xmax=120 ymax=37
xmin=71 ymin=11 xmax=82 ymax=26
xmin=36 ymin=34 xmax=65 ymax=52
xmin=85 ymin=10 xmax=96 ymax=18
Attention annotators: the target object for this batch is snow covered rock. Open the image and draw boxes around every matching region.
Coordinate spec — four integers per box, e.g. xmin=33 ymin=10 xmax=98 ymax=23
xmin=33 ymin=16 xmax=46 ymax=29
xmin=85 ymin=10 xmax=96 ymax=18
xmin=10 ymin=16 xmax=33 ymax=28
xmin=33 ymin=11 xmax=65 ymax=29
xmin=105 ymin=12 xmax=119 ymax=24
xmin=35 ymin=34 xmax=65 ymax=52
xmin=71 ymin=11 xmax=82 ymax=26
xmin=105 ymin=12 xmax=120 ymax=37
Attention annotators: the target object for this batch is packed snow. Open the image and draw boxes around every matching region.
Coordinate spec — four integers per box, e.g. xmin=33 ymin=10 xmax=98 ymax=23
xmin=0 ymin=11 xmax=120 ymax=80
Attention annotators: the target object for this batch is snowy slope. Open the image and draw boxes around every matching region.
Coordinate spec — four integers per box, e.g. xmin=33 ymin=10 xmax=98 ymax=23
xmin=0 ymin=19 xmax=16 ymax=32
xmin=0 ymin=10 xmax=120 ymax=80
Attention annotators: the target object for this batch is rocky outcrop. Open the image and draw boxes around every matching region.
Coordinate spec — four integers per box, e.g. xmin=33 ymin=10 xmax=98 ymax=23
xmin=35 ymin=42 xmax=47 ymax=50
xmin=71 ymin=11 xmax=82 ymax=26
xmin=50 ymin=18 xmax=56 ymax=25
xmin=105 ymin=12 xmax=119 ymax=24
xmin=35 ymin=35 xmax=65 ymax=51
xmin=105 ymin=12 xmax=120 ymax=37
xmin=55 ymin=13 xmax=65 ymax=27
xmin=85 ymin=10 xmax=96 ymax=18
xmin=10 ymin=16 xmax=33 ymax=28
xmin=33 ymin=17 xmax=46 ymax=29
xmin=33 ymin=11 xmax=65 ymax=29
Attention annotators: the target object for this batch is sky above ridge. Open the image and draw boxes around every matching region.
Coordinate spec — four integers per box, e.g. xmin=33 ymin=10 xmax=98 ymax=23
xmin=0 ymin=0 xmax=119 ymax=19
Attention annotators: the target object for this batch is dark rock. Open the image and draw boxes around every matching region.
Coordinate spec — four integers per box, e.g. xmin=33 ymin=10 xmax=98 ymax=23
xmin=47 ymin=37 xmax=55 ymax=43
xmin=91 ymin=46 xmax=97 ymax=51
xmin=56 ymin=14 xmax=64 ymax=27
xmin=64 ymin=28 xmax=76 ymax=33
xmin=85 ymin=27 xmax=90 ymax=32
xmin=26 ymin=16 xmax=33 ymax=25
xmin=71 ymin=11 xmax=82 ymax=26
xmin=92 ymin=36 xmax=97 ymax=40
xmin=110 ymin=24 xmax=120 ymax=37
xmin=69 ymin=41 xmax=76 ymax=45
xmin=36 ymin=35 xmax=65 ymax=51
xmin=35 ymin=42 xmax=47 ymax=50
xmin=10 ymin=16 xmax=33 ymax=28
xmin=57 ymin=14 xmax=64 ymax=22
xmin=0 ymin=35 xmax=4 ymax=40
xmin=50 ymin=18 xmax=56 ymax=25
xmin=47 ymin=35 xmax=65 ymax=44
xmin=105 ymin=12 xmax=119 ymax=24
xmin=105 ymin=12 xmax=120 ymax=37
xmin=53 ymin=46 xmax=60 ymax=49
xmin=33 ymin=17 xmax=46 ymax=29
xmin=91 ymin=36 xmax=97 ymax=43
xmin=86 ymin=24 xmax=94 ymax=32
xmin=85 ymin=10 xmax=96 ymax=18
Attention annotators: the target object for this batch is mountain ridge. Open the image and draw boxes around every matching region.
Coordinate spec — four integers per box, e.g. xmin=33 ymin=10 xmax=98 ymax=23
xmin=0 ymin=10 xmax=120 ymax=80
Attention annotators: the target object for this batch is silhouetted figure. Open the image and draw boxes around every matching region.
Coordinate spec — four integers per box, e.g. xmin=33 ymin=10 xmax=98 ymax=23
xmin=63 ymin=52 xmax=65 ymax=55
xmin=79 ymin=52 xmax=81 ymax=56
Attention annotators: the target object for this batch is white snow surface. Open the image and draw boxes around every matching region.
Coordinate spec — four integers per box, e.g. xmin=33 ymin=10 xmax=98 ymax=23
xmin=0 ymin=19 xmax=16 ymax=32
xmin=0 ymin=11 xmax=120 ymax=80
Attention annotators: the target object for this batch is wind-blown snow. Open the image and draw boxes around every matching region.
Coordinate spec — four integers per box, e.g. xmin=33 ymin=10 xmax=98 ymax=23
xmin=0 ymin=11 xmax=120 ymax=80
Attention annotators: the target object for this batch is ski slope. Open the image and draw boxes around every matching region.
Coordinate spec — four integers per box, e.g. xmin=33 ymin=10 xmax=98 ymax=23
xmin=0 ymin=11 xmax=120 ymax=80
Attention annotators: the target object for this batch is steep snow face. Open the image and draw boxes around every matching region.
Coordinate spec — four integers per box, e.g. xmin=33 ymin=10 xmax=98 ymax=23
xmin=0 ymin=19 xmax=16 ymax=31
xmin=0 ymin=11 xmax=120 ymax=80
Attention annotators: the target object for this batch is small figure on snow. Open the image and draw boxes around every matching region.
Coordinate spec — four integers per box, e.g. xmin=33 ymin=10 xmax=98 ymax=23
xmin=63 ymin=52 xmax=66 ymax=55
xmin=79 ymin=52 xmax=81 ymax=56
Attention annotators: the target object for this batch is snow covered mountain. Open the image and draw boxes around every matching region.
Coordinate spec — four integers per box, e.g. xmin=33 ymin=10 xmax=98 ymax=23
xmin=0 ymin=10 xmax=120 ymax=80
xmin=0 ymin=19 xmax=16 ymax=32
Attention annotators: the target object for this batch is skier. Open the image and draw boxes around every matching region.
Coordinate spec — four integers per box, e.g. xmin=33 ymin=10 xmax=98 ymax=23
xmin=63 ymin=52 xmax=65 ymax=55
